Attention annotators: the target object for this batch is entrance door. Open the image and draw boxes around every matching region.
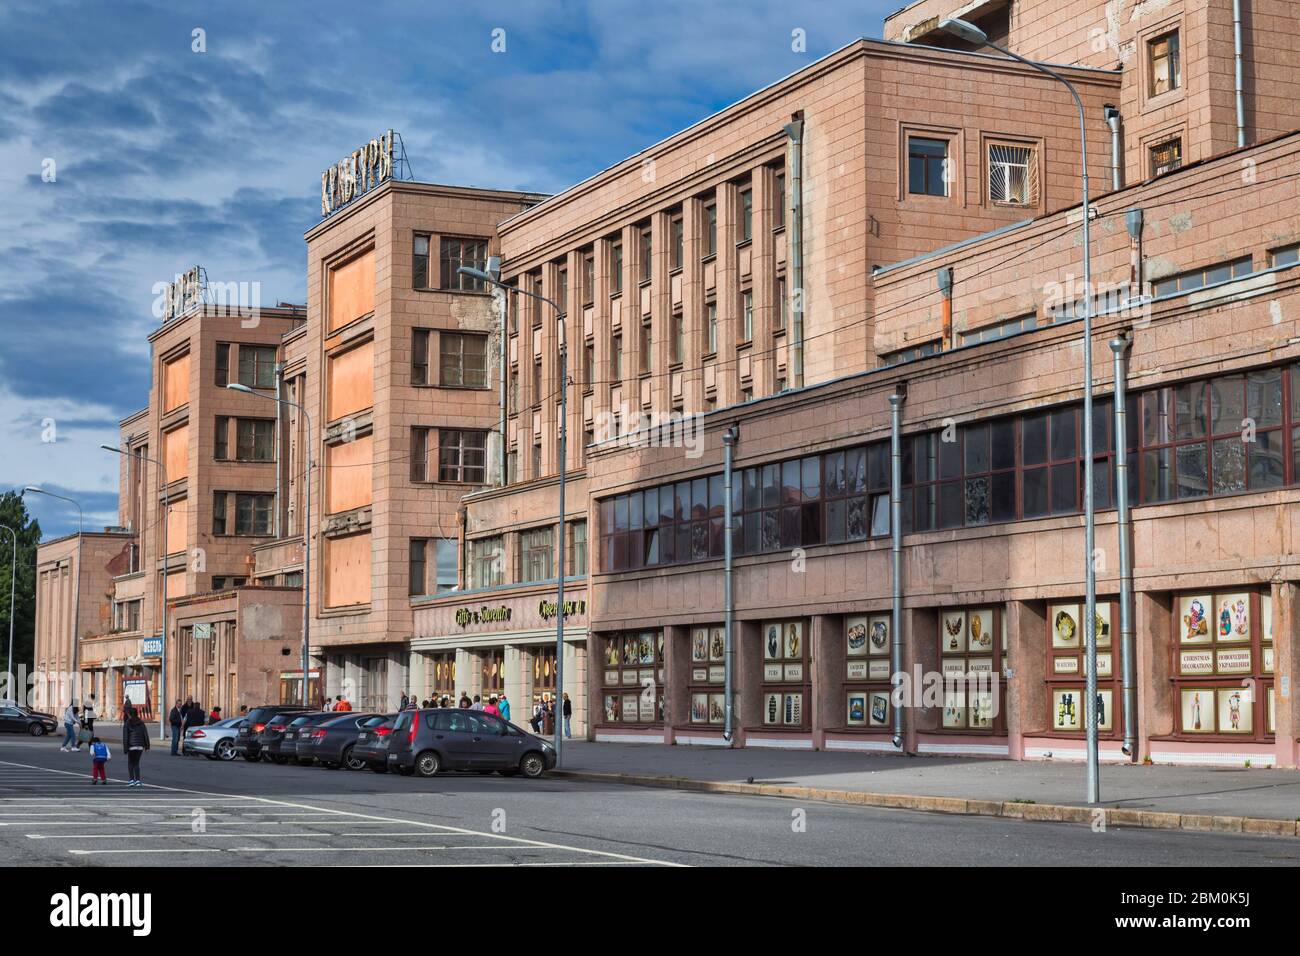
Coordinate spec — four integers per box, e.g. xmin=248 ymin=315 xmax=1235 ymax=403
xmin=361 ymin=657 xmax=389 ymax=712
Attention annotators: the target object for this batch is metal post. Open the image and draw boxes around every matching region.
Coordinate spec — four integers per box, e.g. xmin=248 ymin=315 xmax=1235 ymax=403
xmin=1112 ymin=337 xmax=1137 ymax=759
xmin=274 ymin=363 xmax=284 ymax=539
xmin=722 ymin=427 xmax=737 ymax=742
xmin=554 ymin=316 xmax=567 ymax=765
xmin=888 ymin=392 xmax=905 ymax=750
xmin=303 ymin=417 xmax=313 ymax=707
xmin=1233 ymin=0 xmax=1247 ymax=148
xmin=498 ymin=286 xmax=509 ymax=486
xmin=3 ymin=524 xmax=16 ymax=694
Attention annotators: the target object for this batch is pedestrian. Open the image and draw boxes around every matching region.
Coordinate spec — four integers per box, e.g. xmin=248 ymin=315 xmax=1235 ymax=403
xmin=399 ymin=691 xmax=409 ymax=711
xmin=471 ymin=695 xmax=484 ymax=711
xmin=208 ymin=705 xmax=221 ymax=723
xmin=82 ymin=696 xmax=97 ymax=735
xmin=122 ymin=708 xmax=150 ymax=786
xmin=484 ymin=696 xmax=500 ymax=718
xmin=562 ymin=692 xmax=573 ymax=739
xmin=60 ymin=700 xmax=81 ymax=752
xmin=459 ymin=693 xmax=471 ymax=709
xmin=529 ymin=699 xmax=543 ymax=733
xmin=335 ymin=695 xmax=352 ymax=712
xmin=89 ymin=736 xmax=111 ymax=785
xmin=167 ymin=699 xmax=183 ymax=754
xmin=544 ymin=695 xmax=556 ymax=736
xmin=499 ymin=693 xmax=511 ymax=723
xmin=239 ymin=705 xmax=248 ymax=716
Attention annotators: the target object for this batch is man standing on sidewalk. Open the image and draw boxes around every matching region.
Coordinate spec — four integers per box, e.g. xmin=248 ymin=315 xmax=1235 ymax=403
xmin=167 ymin=699 xmax=184 ymax=755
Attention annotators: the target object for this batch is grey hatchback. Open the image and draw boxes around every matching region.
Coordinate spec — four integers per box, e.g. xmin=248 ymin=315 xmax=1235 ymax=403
xmin=386 ymin=708 xmax=556 ymax=778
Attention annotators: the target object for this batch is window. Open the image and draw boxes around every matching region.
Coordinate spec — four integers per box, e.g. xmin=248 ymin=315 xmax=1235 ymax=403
xmin=233 ymin=493 xmax=274 ymax=535
xmin=600 ymin=631 xmax=664 ymax=724
xmin=611 ymin=333 xmax=623 ymax=381
xmin=215 ymin=344 xmax=230 ymax=387
xmin=1046 ymin=599 xmax=1121 ymax=735
xmin=741 ymin=291 xmax=753 ymax=343
xmin=739 ymin=189 xmax=753 ymax=242
xmin=112 ymin=599 xmax=142 ymax=633
xmin=671 ymin=311 xmax=684 ymax=365
xmin=532 ymin=441 xmax=541 ymax=477
xmin=1150 ymin=137 xmax=1182 ymax=176
xmin=940 ymin=606 xmax=1007 ymax=732
xmin=639 ymin=225 xmax=652 ymax=283
xmin=235 ymin=419 xmax=275 ymax=461
xmin=844 ymin=613 xmax=893 ymax=730
xmin=1047 ymin=286 xmax=1131 ymax=323
xmin=639 ymin=319 xmax=652 ymax=374
xmin=409 ymin=538 xmax=458 ymax=596
xmin=468 ymin=536 xmax=504 ymax=588
xmin=238 ymin=345 xmax=277 ymax=389
xmin=211 ymin=576 xmax=247 ymax=590
xmin=960 ymin=313 xmax=1038 ymax=346
xmin=411 ymin=427 xmax=429 ymax=482
xmin=438 ymin=429 xmax=487 ymax=483
xmin=214 ymin=416 xmax=229 ymax=460
xmin=583 ymin=343 xmax=594 ymax=388
xmin=774 ymin=171 xmax=786 ymax=229
xmin=671 ymin=215 xmax=684 ymax=270
xmin=282 ymin=571 xmax=303 ymax=587
xmin=879 ymin=340 xmax=940 ymax=366
xmin=440 ymin=237 xmax=488 ymax=290
xmin=481 ymin=649 xmax=505 ymax=696
xmin=519 ymin=526 xmax=554 ymax=583
xmin=412 ymin=329 xmax=430 ymax=385
xmin=908 ymin=137 xmax=949 ymax=197
xmin=775 ymin=276 xmax=787 ymax=331
xmin=1171 ymin=591 xmax=1273 ymax=740
xmin=532 ymin=357 xmax=541 ymax=404
xmin=1152 ymin=257 xmax=1253 ymax=297
xmin=1270 ymin=244 xmax=1300 ymax=268
xmin=439 ymin=332 xmax=488 ymax=388
xmin=1149 ymin=31 xmax=1181 ymax=96
xmin=704 ymin=203 xmax=717 ymax=256
xmin=684 ymin=625 xmax=725 ymax=724
xmin=556 ymin=266 xmax=569 ymax=312
xmin=706 ymin=301 xmax=718 ymax=354
xmin=760 ymin=620 xmax=809 ymax=729
xmin=413 ymin=234 xmax=430 ymax=289
xmin=611 ymin=242 xmax=623 ymax=294
xmin=821 ymin=445 xmax=889 ymax=545
xmin=212 ymin=491 xmax=227 ymax=535
xmin=569 ymin=520 xmax=587 ymax=576
xmin=988 ymin=144 xmax=1037 ymax=205
xmin=427 ymin=651 xmax=456 ymax=697
xmin=582 ymin=254 xmax=594 ymax=304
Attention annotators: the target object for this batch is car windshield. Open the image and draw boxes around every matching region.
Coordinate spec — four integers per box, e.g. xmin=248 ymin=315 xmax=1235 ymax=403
xmin=361 ymin=715 xmax=387 ymax=728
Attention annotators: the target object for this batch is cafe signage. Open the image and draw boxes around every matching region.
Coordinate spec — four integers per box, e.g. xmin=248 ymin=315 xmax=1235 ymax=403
xmin=321 ymin=129 xmax=395 ymax=216
xmin=455 ymin=605 xmax=512 ymax=628
xmin=538 ymin=598 xmax=586 ymax=621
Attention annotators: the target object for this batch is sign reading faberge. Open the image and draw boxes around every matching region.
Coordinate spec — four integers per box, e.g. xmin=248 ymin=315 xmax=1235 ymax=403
xmin=321 ymin=129 xmax=395 ymax=216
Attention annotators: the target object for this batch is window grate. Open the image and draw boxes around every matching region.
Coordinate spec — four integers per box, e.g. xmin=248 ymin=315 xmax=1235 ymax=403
xmin=988 ymin=144 xmax=1037 ymax=205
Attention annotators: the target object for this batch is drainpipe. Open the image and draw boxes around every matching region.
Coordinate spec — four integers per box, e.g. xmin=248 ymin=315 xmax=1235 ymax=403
xmin=498 ymin=285 xmax=508 ymax=486
xmin=936 ymin=267 xmax=953 ymax=350
xmin=1233 ymin=0 xmax=1246 ymax=148
xmin=1126 ymin=209 xmax=1144 ymax=293
xmin=722 ymin=425 xmax=739 ymax=743
xmin=1110 ymin=336 xmax=1137 ymax=759
xmin=888 ymin=389 xmax=906 ymax=750
xmin=274 ymin=362 xmax=283 ymax=538
xmin=1103 ymin=105 xmax=1122 ymax=191
xmin=783 ymin=115 xmax=805 ymax=387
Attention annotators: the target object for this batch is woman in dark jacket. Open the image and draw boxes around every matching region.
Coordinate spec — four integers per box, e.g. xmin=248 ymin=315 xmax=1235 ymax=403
xmin=122 ymin=710 xmax=151 ymax=787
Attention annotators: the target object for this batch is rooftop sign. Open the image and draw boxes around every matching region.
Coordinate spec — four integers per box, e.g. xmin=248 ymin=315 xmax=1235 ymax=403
xmin=321 ymin=129 xmax=395 ymax=217
xmin=157 ymin=266 xmax=205 ymax=323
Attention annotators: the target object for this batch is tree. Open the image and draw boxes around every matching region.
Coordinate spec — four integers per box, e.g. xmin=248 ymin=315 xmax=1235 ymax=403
xmin=0 ymin=491 xmax=42 ymax=685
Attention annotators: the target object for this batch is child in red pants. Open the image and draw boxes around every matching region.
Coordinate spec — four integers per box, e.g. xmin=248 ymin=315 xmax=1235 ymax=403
xmin=89 ymin=737 xmax=111 ymax=784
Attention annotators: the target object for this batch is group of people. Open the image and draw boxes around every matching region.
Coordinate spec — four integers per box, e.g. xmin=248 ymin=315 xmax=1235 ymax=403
xmin=73 ymin=701 xmax=153 ymax=787
xmin=166 ymin=697 xmax=222 ymax=755
xmin=393 ymin=689 xmax=572 ymax=738
xmin=320 ymin=695 xmax=353 ymax=712
xmin=58 ymin=696 xmax=98 ymax=751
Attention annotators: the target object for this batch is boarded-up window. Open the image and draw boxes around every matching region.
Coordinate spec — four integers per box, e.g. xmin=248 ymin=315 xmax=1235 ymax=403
xmin=328 ymin=248 xmax=375 ymax=333
xmin=326 ymin=339 xmax=374 ymax=422
xmin=162 ymin=423 xmax=189 ymax=483
xmin=164 ymin=571 xmax=187 ymax=600
xmin=162 ymin=352 xmax=190 ymax=413
xmin=325 ymin=434 xmax=373 ymax=514
xmin=164 ymin=497 xmax=187 ymax=556
xmin=324 ymin=532 xmax=371 ymax=608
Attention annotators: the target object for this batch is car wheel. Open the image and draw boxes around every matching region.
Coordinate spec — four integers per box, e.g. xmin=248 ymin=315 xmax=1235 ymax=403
xmin=367 ymin=763 xmax=388 ymax=774
xmin=519 ymin=752 xmax=546 ymax=779
xmin=413 ymin=752 xmax=440 ymax=777
xmin=28 ymin=724 xmax=46 ymax=737
xmin=342 ymin=746 xmax=366 ymax=771
xmin=215 ymin=739 xmax=237 ymax=761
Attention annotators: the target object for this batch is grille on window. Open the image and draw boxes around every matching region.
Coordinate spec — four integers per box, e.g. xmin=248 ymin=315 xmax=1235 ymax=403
xmin=988 ymin=144 xmax=1038 ymax=205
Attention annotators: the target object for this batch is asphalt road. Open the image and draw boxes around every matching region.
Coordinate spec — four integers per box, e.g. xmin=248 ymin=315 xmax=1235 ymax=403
xmin=2 ymin=735 xmax=1297 ymax=867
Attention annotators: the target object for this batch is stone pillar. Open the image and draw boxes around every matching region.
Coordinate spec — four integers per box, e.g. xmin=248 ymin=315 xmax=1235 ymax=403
xmin=587 ymin=630 xmax=606 ymax=738
xmin=810 ymin=614 xmax=839 ymax=749
xmin=1137 ymin=591 xmax=1174 ymax=750
xmin=1272 ymin=581 xmax=1298 ymax=769
xmin=1004 ymin=600 xmax=1046 ymax=760
xmin=733 ymin=620 xmax=762 ymax=744
xmin=564 ymin=638 xmax=586 ymax=738
xmin=388 ymin=650 xmax=408 ymax=710
xmin=342 ymin=655 xmax=361 ymax=707
xmin=408 ymin=650 xmax=429 ymax=704
xmin=503 ymin=644 xmax=527 ymax=724
xmin=906 ymin=606 xmax=940 ymax=752
xmin=456 ymin=647 xmax=479 ymax=700
xmin=664 ymin=625 xmax=689 ymax=743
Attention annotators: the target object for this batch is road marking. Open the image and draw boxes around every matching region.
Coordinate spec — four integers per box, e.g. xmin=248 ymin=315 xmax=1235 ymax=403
xmin=28 ymin=832 xmax=454 ymax=840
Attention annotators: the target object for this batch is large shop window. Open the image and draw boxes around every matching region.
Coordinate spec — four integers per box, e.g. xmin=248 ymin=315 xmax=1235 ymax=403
xmin=844 ymin=614 xmax=893 ymax=730
xmin=688 ymin=625 xmax=727 ymax=725
xmin=1046 ymin=600 xmax=1120 ymax=736
xmin=939 ymin=607 xmax=1006 ymax=732
xmin=761 ymin=620 xmax=809 ymax=730
xmin=1172 ymin=591 xmax=1274 ymax=739
xmin=480 ymin=648 xmax=504 ymax=697
xmin=426 ymin=651 xmax=456 ymax=698
xmin=600 ymin=631 xmax=664 ymax=724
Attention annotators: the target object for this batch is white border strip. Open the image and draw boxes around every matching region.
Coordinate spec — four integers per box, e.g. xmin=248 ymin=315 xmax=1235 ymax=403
xmin=1024 ymin=746 xmax=1131 ymax=763
xmin=744 ymin=737 xmax=815 ymax=750
xmin=594 ymin=732 xmax=666 ymax=744
xmin=917 ymin=742 xmax=1010 ymax=757
xmin=1147 ymin=750 xmax=1276 ymax=767
xmin=824 ymin=739 xmax=900 ymax=752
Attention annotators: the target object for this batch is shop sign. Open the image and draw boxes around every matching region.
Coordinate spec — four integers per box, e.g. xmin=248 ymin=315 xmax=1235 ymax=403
xmin=846 ymin=660 xmax=868 ymax=681
xmin=454 ymin=605 xmax=513 ymax=627
xmin=538 ymin=598 xmax=586 ymax=621
xmin=692 ymin=667 xmax=708 ymax=682
xmin=783 ymin=663 xmax=804 ymax=682
xmin=708 ymin=665 xmax=725 ymax=684
xmin=763 ymin=663 xmax=783 ymax=681
xmin=1179 ymin=650 xmax=1214 ymax=675
xmin=122 ymin=679 xmax=149 ymax=706
xmin=140 ymin=637 xmax=163 ymax=658
xmin=321 ymin=129 xmax=395 ymax=216
xmin=1215 ymin=648 xmax=1252 ymax=674
xmin=868 ymin=660 xmax=891 ymax=680
xmin=1053 ymin=656 xmax=1079 ymax=675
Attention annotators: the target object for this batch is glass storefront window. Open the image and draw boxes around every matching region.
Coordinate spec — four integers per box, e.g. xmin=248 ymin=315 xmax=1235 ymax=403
xmin=599 ymin=631 xmax=663 ymax=724
xmin=845 ymin=613 xmax=892 ymax=730
xmin=760 ymin=620 xmax=809 ymax=730
xmin=939 ymin=606 xmax=1005 ymax=732
xmin=688 ymin=625 xmax=727 ymax=725
xmin=1046 ymin=599 xmax=1119 ymax=736
xmin=1172 ymin=591 xmax=1273 ymax=739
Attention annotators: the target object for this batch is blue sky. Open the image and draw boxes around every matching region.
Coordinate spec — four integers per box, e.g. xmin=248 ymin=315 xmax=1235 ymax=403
xmin=1 ymin=0 xmax=899 ymax=537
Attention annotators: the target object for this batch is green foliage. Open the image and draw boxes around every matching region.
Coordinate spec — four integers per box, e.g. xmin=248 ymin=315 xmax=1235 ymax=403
xmin=0 ymin=491 xmax=42 ymax=675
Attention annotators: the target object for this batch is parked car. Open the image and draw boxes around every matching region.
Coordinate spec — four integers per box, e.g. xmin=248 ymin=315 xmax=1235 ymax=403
xmin=386 ymin=708 xmax=555 ymax=778
xmin=286 ymin=711 xmax=357 ymax=764
xmin=183 ymin=716 xmax=245 ymax=760
xmin=301 ymin=712 xmax=391 ymax=769
xmin=234 ymin=704 xmax=311 ymax=761
xmin=260 ymin=712 xmax=328 ymax=764
xmin=352 ymin=716 xmax=397 ymax=772
xmin=0 ymin=704 xmax=59 ymax=736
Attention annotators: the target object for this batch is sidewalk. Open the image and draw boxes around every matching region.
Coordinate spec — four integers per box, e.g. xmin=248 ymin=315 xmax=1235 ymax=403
xmin=555 ymin=741 xmax=1300 ymax=835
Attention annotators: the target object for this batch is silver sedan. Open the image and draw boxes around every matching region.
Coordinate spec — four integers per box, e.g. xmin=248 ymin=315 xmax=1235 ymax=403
xmin=182 ymin=716 xmax=246 ymax=760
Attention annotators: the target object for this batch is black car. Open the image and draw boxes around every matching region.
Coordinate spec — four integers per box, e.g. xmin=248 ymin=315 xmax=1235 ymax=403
xmin=386 ymin=708 xmax=555 ymax=778
xmin=260 ymin=712 xmax=327 ymax=764
xmin=286 ymin=711 xmax=357 ymax=764
xmin=0 ymin=704 xmax=58 ymax=736
xmin=352 ymin=716 xmax=396 ymax=772
xmin=234 ymin=704 xmax=311 ymax=761
xmin=301 ymin=712 xmax=391 ymax=769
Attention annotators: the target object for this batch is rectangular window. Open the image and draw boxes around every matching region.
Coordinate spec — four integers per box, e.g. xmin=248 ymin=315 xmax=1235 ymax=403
xmin=520 ymin=526 xmax=554 ymax=583
xmin=214 ymin=416 xmax=229 ymax=460
xmin=1151 ymin=137 xmax=1183 ymax=176
xmin=468 ymin=536 xmax=504 ymax=588
xmin=776 ymin=276 xmax=787 ymax=330
xmin=215 ymin=344 xmax=230 ymax=387
xmin=611 ymin=333 xmax=623 ymax=381
xmin=583 ymin=343 xmax=594 ymax=388
xmin=435 ymin=538 xmax=457 ymax=592
xmin=611 ymin=242 xmax=623 ymax=294
xmin=639 ymin=225 xmax=652 ymax=283
xmin=1149 ymin=31 xmax=1181 ymax=96
xmin=235 ymin=418 xmax=275 ymax=461
xmin=960 ymin=313 xmax=1038 ymax=347
xmin=1152 ymin=257 xmax=1253 ymax=298
xmin=238 ymin=345 xmax=277 ymax=389
xmin=582 ymin=255 xmax=594 ymax=304
xmin=774 ymin=171 xmax=786 ymax=229
xmin=759 ymin=620 xmax=810 ymax=730
xmin=909 ymin=137 xmax=949 ymax=197
xmin=879 ymin=340 xmax=940 ymax=366
xmin=671 ymin=215 xmax=684 ymax=270
xmin=1170 ymin=591 xmax=1272 ymax=741
xmin=212 ymin=491 xmax=227 ymax=535
xmin=1270 ymin=244 xmax=1300 ymax=268
xmin=439 ymin=237 xmax=488 ymax=291
xmin=741 ymin=291 xmax=754 ymax=343
xmin=988 ymin=143 xmax=1037 ymax=205
xmin=570 ymin=520 xmax=587 ymax=576
xmin=557 ymin=266 xmax=569 ymax=312
xmin=739 ymin=189 xmax=753 ymax=242
xmin=412 ymin=329 xmax=430 ymax=385
xmin=671 ymin=311 xmax=684 ymax=364
xmin=600 ymin=631 xmax=664 ymax=725
xmin=439 ymin=332 xmax=488 ymax=388
xmin=704 ymin=204 xmax=717 ymax=256
xmin=639 ymin=319 xmax=652 ymax=374
xmin=408 ymin=538 xmax=427 ymax=596
xmin=438 ymin=429 xmax=487 ymax=483
xmin=411 ymin=427 xmax=429 ymax=482
xmin=939 ymin=606 xmax=1007 ymax=732
xmin=233 ymin=493 xmax=274 ymax=535
xmin=706 ymin=302 xmax=718 ymax=354
xmin=413 ymin=234 xmax=430 ymax=289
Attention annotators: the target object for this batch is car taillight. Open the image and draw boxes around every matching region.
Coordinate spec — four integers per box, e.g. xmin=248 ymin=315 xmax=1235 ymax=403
xmin=408 ymin=718 xmax=417 ymax=745
xmin=192 ymin=730 xmax=206 ymax=738
xmin=269 ymin=723 xmax=286 ymax=731
xmin=311 ymin=728 xmax=328 ymax=739
xmin=374 ymin=726 xmax=391 ymax=737
xmin=252 ymin=723 xmax=266 ymax=733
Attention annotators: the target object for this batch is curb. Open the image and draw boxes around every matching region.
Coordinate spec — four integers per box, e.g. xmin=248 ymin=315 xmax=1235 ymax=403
xmin=550 ymin=769 xmax=1300 ymax=838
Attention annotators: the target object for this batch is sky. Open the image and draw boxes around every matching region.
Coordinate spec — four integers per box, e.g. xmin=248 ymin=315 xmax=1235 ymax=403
xmin=0 ymin=0 xmax=900 ymax=538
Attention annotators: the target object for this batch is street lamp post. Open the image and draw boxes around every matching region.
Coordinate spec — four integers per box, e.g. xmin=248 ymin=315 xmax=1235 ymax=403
xmin=459 ymin=260 xmax=570 ymax=767
xmin=227 ymin=384 xmax=314 ymax=706
xmin=101 ymin=446 xmax=169 ymax=737
xmin=939 ymin=18 xmax=1100 ymax=803
xmin=23 ymin=487 xmax=83 ymax=713
xmin=2 ymin=523 xmax=17 ymax=698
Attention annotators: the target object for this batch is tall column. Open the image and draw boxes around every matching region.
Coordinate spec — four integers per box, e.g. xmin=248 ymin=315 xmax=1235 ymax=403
xmin=1136 ymin=591 xmax=1174 ymax=751
xmin=504 ymin=644 xmax=527 ymax=720
xmin=563 ymin=638 xmax=586 ymax=739
xmin=456 ymin=647 xmax=479 ymax=700
xmin=663 ymin=625 xmax=689 ymax=744
xmin=1003 ymin=601 xmax=1045 ymax=760
xmin=810 ymin=614 xmax=839 ymax=750
xmin=1271 ymin=582 xmax=1298 ymax=769
xmin=732 ymin=620 xmax=761 ymax=744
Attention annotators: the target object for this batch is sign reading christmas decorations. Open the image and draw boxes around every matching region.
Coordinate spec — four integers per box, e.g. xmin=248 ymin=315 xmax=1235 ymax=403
xmin=321 ymin=129 xmax=395 ymax=216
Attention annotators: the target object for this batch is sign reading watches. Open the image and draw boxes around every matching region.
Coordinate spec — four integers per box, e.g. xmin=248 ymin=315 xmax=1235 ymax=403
xmin=321 ymin=129 xmax=395 ymax=216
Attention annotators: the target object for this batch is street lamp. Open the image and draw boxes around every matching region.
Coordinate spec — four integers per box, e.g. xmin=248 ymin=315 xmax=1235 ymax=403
xmin=458 ymin=260 xmax=570 ymax=767
xmin=1 ymin=522 xmax=17 ymax=700
xmin=101 ymin=445 xmax=169 ymax=738
xmin=939 ymin=17 xmax=1101 ymax=803
xmin=23 ymin=487 xmax=83 ymax=714
xmin=226 ymin=383 xmax=315 ymax=706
